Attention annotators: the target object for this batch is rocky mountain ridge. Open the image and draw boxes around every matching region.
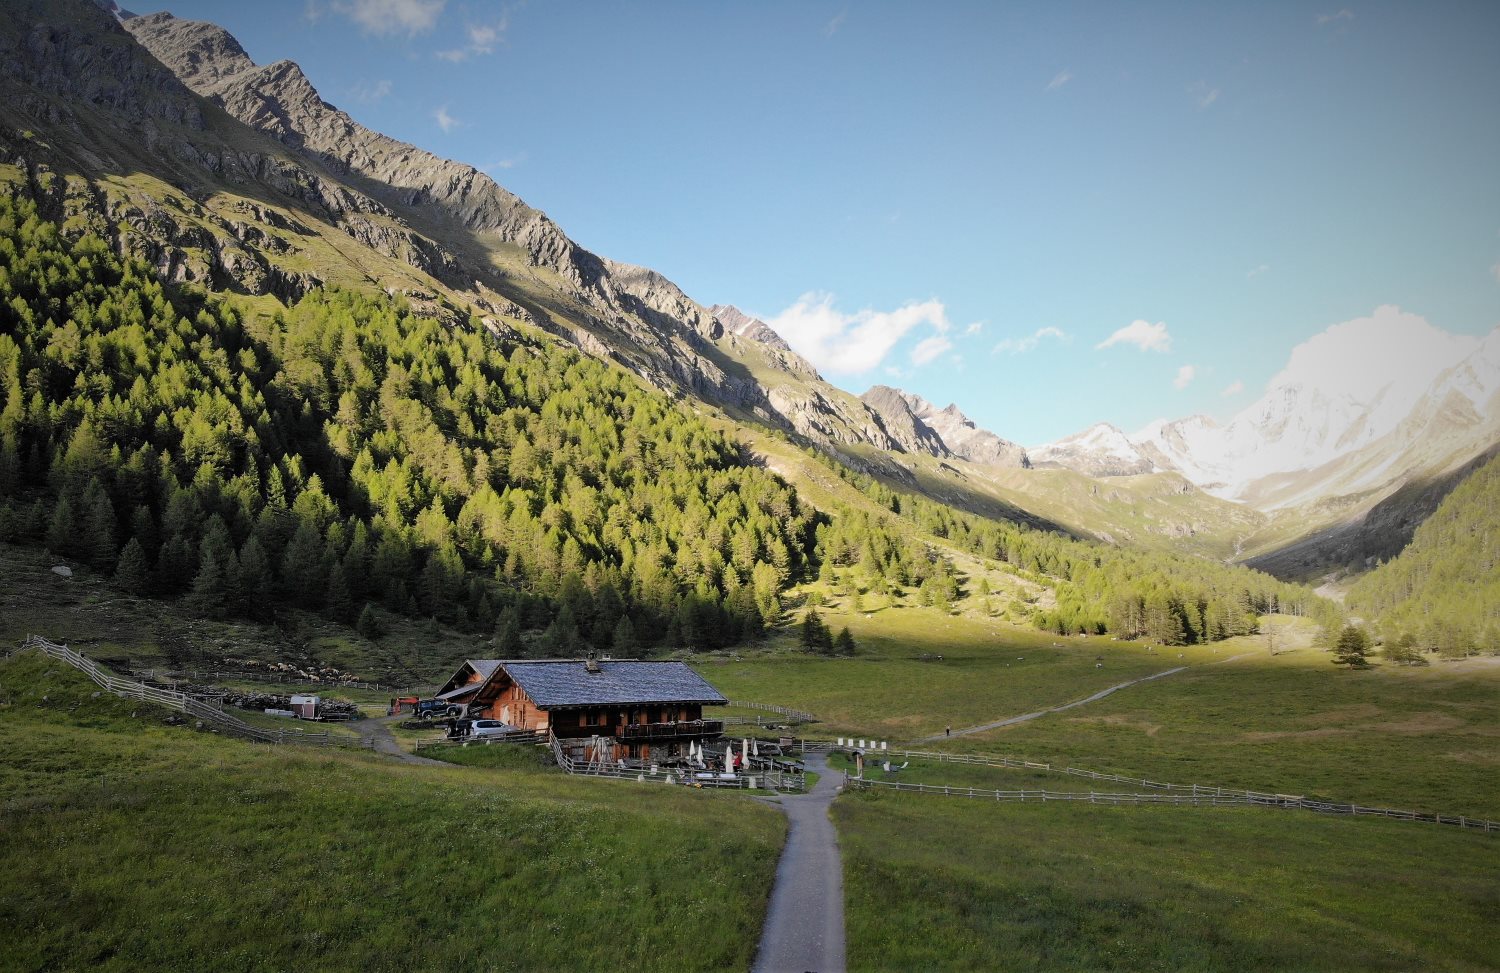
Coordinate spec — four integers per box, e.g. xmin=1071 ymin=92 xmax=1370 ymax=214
xmin=0 ymin=0 xmax=924 ymax=469
xmin=859 ymin=386 xmax=1030 ymax=469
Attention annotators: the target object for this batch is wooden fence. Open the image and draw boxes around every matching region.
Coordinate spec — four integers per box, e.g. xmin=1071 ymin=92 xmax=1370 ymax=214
xmin=845 ymin=770 xmax=1499 ymax=834
xmin=17 ymin=636 xmax=356 ymax=748
xmin=128 ymin=665 xmax=405 ymax=693
xmin=726 ymin=700 xmax=819 ymax=723
xmin=413 ymin=730 xmax=543 ymax=751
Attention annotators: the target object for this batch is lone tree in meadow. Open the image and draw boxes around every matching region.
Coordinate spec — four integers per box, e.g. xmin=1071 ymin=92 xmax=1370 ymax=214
xmin=1332 ymin=625 xmax=1371 ymax=668
xmin=800 ymin=610 xmax=834 ymax=654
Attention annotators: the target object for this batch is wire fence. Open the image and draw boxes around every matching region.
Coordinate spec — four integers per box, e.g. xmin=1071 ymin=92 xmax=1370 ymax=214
xmin=17 ymin=636 xmax=359 ymax=748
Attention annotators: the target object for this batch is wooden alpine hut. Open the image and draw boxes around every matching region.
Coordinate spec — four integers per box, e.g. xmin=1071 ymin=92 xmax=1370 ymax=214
xmin=435 ymin=656 xmax=727 ymax=762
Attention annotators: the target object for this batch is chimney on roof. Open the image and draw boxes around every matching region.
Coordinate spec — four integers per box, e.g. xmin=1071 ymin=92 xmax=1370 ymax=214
xmin=585 ymin=652 xmax=600 ymax=674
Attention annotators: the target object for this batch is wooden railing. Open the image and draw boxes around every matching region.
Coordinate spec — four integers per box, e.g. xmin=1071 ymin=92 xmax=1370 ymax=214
xmin=616 ymin=719 xmax=724 ymax=740
xmin=17 ymin=636 xmax=355 ymax=748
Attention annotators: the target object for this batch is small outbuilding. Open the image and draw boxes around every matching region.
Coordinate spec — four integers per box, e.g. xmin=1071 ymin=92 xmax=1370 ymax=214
xmin=289 ymin=694 xmax=319 ymax=719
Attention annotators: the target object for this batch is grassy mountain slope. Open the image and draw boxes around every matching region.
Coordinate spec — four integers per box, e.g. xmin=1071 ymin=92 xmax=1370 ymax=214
xmin=0 ymin=197 xmax=813 ymax=651
xmin=1347 ymin=450 xmax=1500 ymax=651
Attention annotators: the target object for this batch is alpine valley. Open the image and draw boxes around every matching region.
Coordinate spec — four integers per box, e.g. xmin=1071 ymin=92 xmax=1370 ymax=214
xmin=2 ymin=3 xmax=1499 ymax=972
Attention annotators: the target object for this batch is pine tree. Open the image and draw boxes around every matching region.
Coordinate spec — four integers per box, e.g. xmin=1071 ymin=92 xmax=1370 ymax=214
xmin=326 ymin=562 xmax=354 ymax=622
xmin=187 ymin=546 xmax=229 ymax=617
xmin=238 ymin=537 xmax=273 ymax=605
xmin=114 ymin=537 xmax=150 ymax=595
xmin=494 ymin=605 xmax=524 ymax=657
xmin=834 ymin=626 xmax=857 ymax=656
xmin=541 ymin=604 xmax=581 ymax=656
xmin=612 ymin=615 xmax=639 ymax=659
xmin=356 ymin=603 xmax=384 ymax=640
xmin=1332 ymin=625 xmax=1371 ymax=668
xmin=45 ymin=495 xmax=79 ymax=558
xmin=156 ymin=534 xmax=197 ymax=594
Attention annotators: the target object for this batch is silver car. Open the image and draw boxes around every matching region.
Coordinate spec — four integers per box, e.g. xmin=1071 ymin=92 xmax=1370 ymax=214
xmin=467 ymin=719 xmax=517 ymax=739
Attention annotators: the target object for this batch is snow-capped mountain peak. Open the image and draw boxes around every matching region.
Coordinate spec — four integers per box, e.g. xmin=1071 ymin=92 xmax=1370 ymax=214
xmin=1030 ymin=422 xmax=1158 ymax=477
xmin=1040 ymin=308 xmax=1499 ymax=507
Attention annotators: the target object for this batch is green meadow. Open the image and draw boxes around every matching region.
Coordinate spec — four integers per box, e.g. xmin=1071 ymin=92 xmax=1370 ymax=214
xmin=835 ymin=792 xmax=1500 ymax=972
xmin=0 ymin=653 xmax=783 ymax=973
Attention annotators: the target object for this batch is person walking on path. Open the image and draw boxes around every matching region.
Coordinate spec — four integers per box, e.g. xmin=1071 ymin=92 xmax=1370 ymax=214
xmin=945 ymin=725 xmax=951 ymax=737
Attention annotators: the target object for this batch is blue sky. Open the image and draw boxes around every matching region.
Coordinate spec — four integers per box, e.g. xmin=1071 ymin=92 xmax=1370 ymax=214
xmin=162 ymin=0 xmax=1500 ymax=444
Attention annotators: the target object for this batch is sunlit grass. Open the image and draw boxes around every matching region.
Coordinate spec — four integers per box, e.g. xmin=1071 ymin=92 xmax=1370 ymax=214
xmin=0 ymin=654 xmax=783 ymax=972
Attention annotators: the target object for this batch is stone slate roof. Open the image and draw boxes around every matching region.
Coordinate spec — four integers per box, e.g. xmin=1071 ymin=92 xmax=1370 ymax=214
xmin=502 ymin=660 xmax=727 ymax=709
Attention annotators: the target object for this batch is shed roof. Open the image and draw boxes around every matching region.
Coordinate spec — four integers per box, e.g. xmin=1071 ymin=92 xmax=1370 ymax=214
xmin=435 ymin=659 xmax=507 ymax=698
xmin=501 ymin=660 xmax=726 ymax=709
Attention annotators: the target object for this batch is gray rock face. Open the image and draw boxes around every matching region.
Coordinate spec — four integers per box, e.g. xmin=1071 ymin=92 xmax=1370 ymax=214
xmin=710 ymin=304 xmax=792 ymax=353
xmin=860 ymin=386 xmax=951 ymax=457
xmin=901 ymin=393 xmax=1030 ymax=469
xmin=860 ymin=385 xmax=1030 ymax=468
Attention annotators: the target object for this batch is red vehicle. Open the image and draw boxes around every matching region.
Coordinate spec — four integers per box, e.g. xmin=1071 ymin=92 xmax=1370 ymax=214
xmin=389 ymin=695 xmax=420 ymax=716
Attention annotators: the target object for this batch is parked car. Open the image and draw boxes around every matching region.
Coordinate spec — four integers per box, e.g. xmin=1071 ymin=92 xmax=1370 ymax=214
xmin=413 ymin=699 xmax=463 ymax=720
xmin=467 ymin=719 xmax=517 ymax=739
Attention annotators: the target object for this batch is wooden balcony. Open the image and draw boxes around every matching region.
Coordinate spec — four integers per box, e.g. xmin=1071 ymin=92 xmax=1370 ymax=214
xmin=616 ymin=719 xmax=724 ymax=741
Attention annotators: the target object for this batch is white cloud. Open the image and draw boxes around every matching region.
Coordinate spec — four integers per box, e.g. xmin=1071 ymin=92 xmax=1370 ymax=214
xmin=1096 ymin=320 xmax=1172 ymax=353
xmin=1491 ymin=261 xmax=1500 ymax=283
xmin=433 ymin=105 xmax=460 ymax=133
xmin=911 ymin=335 xmax=953 ymax=366
xmin=437 ymin=16 xmax=509 ymax=61
xmin=1247 ymin=263 xmax=1270 ymax=278
xmin=482 ymin=153 xmax=526 ymax=172
xmin=1174 ymin=365 xmax=1197 ymax=390
xmin=824 ymin=9 xmax=848 ymax=36
xmin=992 ymin=326 xmax=1069 ymax=355
xmin=1316 ymin=9 xmax=1355 ymax=25
xmin=1221 ymin=379 xmax=1245 ymax=397
xmin=333 ymin=0 xmax=444 ymax=35
xmin=1045 ymin=70 xmax=1073 ymax=92
xmin=350 ymin=78 xmax=392 ymax=103
xmin=1188 ymin=81 xmax=1220 ymax=110
xmin=766 ymin=292 xmax=952 ymax=374
xmin=964 ymin=322 xmax=984 ymax=337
